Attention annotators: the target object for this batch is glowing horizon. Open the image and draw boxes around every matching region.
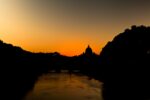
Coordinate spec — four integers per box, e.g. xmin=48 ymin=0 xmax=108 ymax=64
xmin=0 ymin=0 xmax=150 ymax=56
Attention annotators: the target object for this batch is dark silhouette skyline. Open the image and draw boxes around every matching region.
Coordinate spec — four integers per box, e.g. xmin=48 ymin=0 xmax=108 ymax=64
xmin=0 ymin=25 xmax=150 ymax=100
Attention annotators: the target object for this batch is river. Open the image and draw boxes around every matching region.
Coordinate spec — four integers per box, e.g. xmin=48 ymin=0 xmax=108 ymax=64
xmin=23 ymin=71 xmax=103 ymax=100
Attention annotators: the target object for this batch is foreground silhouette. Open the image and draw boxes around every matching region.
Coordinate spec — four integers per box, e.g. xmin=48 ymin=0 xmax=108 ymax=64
xmin=100 ymin=25 xmax=150 ymax=100
xmin=0 ymin=25 xmax=150 ymax=100
xmin=0 ymin=41 xmax=99 ymax=100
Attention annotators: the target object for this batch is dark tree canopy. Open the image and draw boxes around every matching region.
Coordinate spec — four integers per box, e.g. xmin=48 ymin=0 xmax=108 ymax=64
xmin=100 ymin=25 xmax=150 ymax=100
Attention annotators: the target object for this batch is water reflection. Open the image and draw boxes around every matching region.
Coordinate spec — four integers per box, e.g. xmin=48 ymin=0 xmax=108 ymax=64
xmin=23 ymin=72 xmax=103 ymax=100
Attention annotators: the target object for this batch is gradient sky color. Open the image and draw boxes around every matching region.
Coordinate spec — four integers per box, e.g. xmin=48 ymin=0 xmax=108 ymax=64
xmin=0 ymin=0 xmax=150 ymax=56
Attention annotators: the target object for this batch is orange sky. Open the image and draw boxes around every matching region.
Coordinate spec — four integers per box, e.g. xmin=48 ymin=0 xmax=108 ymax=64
xmin=0 ymin=0 xmax=150 ymax=56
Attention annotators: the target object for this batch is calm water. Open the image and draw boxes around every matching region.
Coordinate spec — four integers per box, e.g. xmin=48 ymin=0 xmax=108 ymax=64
xmin=23 ymin=71 xmax=103 ymax=100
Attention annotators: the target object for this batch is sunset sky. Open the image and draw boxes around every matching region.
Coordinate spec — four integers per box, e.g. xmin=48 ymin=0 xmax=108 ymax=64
xmin=0 ymin=0 xmax=150 ymax=56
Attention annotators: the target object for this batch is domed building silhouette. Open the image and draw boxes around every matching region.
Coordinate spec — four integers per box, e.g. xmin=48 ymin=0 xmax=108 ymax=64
xmin=85 ymin=45 xmax=93 ymax=56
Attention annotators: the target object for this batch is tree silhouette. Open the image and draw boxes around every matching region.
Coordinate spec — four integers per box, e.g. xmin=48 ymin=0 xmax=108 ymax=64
xmin=100 ymin=25 xmax=150 ymax=100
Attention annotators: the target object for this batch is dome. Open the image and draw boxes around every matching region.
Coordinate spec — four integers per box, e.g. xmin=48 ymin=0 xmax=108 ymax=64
xmin=85 ymin=45 xmax=93 ymax=55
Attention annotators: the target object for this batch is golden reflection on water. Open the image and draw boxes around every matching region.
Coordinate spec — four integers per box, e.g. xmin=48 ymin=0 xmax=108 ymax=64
xmin=24 ymin=72 xmax=103 ymax=100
